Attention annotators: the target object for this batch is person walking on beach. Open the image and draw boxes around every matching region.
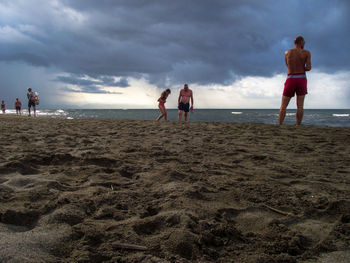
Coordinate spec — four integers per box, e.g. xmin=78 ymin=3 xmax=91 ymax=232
xmin=156 ymin=89 xmax=171 ymax=121
xmin=178 ymin=83 xmax=194 ymax=122
xmin=27 ymin=88 xmax=37 ymax=117
xmin=278 ymin=35 xmax=311 ymax=125
xmin=1 ymin=100 xmax=5 ymax=114
xmin=14 ymin=98 xmax=22 ymax=115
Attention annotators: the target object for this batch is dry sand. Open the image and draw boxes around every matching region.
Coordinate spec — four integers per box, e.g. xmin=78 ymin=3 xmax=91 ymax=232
xmin=0 ymin=115 xmax=349 ymax=263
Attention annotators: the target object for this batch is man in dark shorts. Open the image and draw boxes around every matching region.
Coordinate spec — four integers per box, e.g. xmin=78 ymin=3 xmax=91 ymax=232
xmin=278 ymin=35 xmax=311 ymax=125
xmin=27 ymin=88 xmax=37 ymax=117
xmin=178 ymin=83 xmax=194 ymax=122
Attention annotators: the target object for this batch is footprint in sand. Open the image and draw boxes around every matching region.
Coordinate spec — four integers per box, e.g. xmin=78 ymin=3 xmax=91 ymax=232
xmin=2 ymin=173 xmax=39 ymax=190
xmin=290 ymin=219 xmax=335 ymax=245
xmin=218 ymin=207 xmax=284 ymax=234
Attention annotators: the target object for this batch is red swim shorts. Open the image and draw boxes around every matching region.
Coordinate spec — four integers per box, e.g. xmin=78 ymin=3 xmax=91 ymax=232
xmin=283 ymin=74 xmax=307 ymax=97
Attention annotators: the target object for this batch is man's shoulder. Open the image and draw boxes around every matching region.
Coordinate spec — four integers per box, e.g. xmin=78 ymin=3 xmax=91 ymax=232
xmin=285 ymin=49 xmax=293 ymax=56
xmin=286 ymin=48 xmax=310 ymax=55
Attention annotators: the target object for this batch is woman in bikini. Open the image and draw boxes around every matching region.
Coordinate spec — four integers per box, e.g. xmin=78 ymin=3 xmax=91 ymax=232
xmin=156 ymin=89 xmax=171 ymax=121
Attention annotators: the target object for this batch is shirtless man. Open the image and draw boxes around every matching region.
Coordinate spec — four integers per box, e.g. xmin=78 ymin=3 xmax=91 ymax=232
xmin=27 ymin=88 xmax=37 ymax=117
xmin=278 ymin=35 xmax=311 ymax=125
xmin=178 ymin=83 xmax=194 ymax=121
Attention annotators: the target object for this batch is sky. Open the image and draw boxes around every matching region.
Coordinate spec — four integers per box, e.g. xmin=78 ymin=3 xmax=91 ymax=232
xmin=0 ymin=0 xmax=349 ymax=109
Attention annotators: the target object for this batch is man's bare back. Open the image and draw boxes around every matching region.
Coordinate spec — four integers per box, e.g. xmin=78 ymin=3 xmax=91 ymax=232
xmin=285 ymin=48 xmax=311 ymax=74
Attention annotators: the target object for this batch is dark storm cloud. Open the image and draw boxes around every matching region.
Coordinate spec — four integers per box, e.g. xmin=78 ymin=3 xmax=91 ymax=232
xmin=1 ymin=0 xmax=349 ymax=89
xmin=56 ymin=75 xmax=129 ymax=88
xmin=56 ymin=76 xmax=98 ymax=87
xmin=62 ymin=86 xmax=122 ymax=95
xmin=98 ymin=76 xmax=130 ymax=88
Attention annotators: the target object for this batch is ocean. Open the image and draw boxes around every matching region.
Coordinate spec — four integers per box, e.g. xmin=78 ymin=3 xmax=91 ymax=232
xmin=3 ymin=109 xmax=350 ymax=127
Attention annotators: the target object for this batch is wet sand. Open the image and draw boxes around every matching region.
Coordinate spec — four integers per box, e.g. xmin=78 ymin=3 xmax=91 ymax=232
xmin=0 ymin=115 xmax=349 ymax=262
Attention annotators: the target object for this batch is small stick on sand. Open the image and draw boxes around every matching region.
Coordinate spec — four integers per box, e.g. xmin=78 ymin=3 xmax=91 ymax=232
xmin=113 ymin=242 xmax=148 ymax=251
xmin=263 ymin=204 xmax=294 ymax=217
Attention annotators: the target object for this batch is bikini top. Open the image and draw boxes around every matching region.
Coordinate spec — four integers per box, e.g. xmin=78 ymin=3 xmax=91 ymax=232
xmin=161 ymin=92 xmax=168 ymax=100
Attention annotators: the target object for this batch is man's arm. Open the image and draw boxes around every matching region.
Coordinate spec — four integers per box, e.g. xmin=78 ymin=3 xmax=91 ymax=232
xmin=190 ymin=91 xmax=194 ymax=107
xmin=305 ymin=51 xmax=311 ymax=71
xmin=178 ymin=90 xmax=182 ymax=104
xmin=284 ymin=50 xmax=289 ymax=67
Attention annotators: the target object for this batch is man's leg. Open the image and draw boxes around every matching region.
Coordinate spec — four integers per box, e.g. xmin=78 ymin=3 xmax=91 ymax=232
xmin=296 ymin=95 xmax=305 ymax=126
xmin=33 ymin=106 xmax=36 ymax=117
xmin=28 ymin=106 xmax=31 ymax=116
xmin=178 ymin=110 xmax=183 ymax=121
xmin=184 ymin=112 xmax=188 ymax=122
xmin=278 ymin=96 xmax=291 ymax=125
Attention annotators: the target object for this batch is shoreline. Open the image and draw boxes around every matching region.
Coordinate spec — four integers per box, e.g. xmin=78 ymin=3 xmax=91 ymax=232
xmin=1 ymin=114 xmax=349 ymax=129
xmin=0 ymin=116 xmax=349 ymax=262
xmin=1 ymin=108 xmax=349 ymax=128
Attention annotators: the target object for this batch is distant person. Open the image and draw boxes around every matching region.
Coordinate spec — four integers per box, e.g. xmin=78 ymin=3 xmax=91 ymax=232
xmin=156 ymin=89 xmax=171 ymax=121
xmin=14 ymin=98 xmax=22 ymax=115
xmin=178 ymin=83 xmax=194 ymax=122
xmin=27 ymin=88 xmax=37 ymax=117
xmin=1 ymin=100 xmax=5 ymax=114
xmin=279 ymin=35 xmax=311 ymax=125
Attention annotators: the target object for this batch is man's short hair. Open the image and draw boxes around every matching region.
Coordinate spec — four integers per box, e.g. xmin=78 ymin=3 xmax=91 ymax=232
xmin=294 ymin=36 xmax=304 ymax=45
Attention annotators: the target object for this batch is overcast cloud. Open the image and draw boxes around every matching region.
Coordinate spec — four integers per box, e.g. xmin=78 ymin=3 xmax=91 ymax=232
xmin=0 ymin=0 xmax=349 ymax=108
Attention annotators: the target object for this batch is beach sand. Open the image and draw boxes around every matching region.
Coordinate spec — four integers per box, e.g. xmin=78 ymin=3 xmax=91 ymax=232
xmin=0 ymin=115 xmax=349 ymax=263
